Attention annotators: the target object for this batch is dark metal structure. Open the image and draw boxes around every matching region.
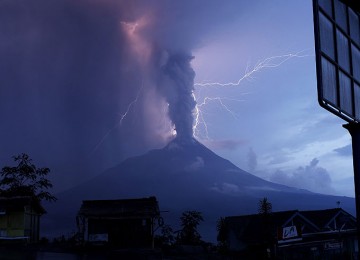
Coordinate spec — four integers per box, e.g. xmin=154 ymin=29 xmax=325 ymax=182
xmin=313 ymin=0 xmax=360 ymax=123
xmin=313 ymin=0 xmax=360 ymax=256
xmin=340 ymin=1 xmax=360 ymax=13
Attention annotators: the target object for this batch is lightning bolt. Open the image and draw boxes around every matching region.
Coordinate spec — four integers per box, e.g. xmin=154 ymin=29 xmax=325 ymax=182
xmin=194 ymin=51 xmax=310 ymax=87
xmin=192 ymin=51 xmax=311 ymax=139
xmin=193 ymin=95 xmax=245 ymax=139
xmin=91 ymin=82 xmax=144 ymax=154
xmin=118 ymin=85 xmax=143 ymax=126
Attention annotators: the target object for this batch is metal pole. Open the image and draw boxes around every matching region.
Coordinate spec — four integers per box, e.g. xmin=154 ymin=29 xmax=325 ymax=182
xmin=343 ymin=123 xmax=360 ymax=255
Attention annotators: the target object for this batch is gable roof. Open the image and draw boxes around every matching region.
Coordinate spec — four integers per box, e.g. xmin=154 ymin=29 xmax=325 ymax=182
xmin=301 ymin=208 xmax=356 ymax=230
xmin=78 ymin=196 xmax=160 ymax=218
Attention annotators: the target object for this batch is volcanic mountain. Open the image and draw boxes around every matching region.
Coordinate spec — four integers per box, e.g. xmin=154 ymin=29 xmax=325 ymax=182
xmin=43 ymin=137 xmax=355 ymax=241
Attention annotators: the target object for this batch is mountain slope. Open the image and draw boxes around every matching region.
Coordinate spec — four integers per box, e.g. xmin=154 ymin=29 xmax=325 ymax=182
xmin=42 ymin=138 xmax=355 ymax=241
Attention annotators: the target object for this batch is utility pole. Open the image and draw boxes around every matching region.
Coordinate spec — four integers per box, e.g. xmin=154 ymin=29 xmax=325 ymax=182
xmin=344 ymin=123 xmax=360 ymax=253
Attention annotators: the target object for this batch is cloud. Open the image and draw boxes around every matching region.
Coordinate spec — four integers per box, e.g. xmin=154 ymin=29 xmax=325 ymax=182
xmin=211 ymin=182 xmax=240 ymax=194
xmin=202 ymin=139 xmax=246 ymax=151
xmin=334 ymin=144 xmax=352 ymax=157
xmin=185 ymin=156 xmax=204 ymax=172
xmin=269 ymin=158 xmax=335 ymax=195
xmin=247 ymin=147 xmax=257 ymax=173
xmin=266 ymin=153 xmax=296 ymax=165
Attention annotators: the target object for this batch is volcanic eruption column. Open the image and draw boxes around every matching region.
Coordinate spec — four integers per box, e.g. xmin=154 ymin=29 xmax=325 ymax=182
xmin=157 ymin=51 xmax=197 ymax=141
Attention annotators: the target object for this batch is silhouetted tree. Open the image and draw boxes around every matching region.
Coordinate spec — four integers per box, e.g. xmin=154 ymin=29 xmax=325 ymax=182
xmin=258 ymin=197 xmax=272 ymax=215
xmin=0 ymin=153 xmax=56 ymax=202
xmin=156 ymin=224 xmax=175 ymax=247
xmin=258 ymin=197 xmax=274 ymax=258
xmin=177 ymin=210 xmax=203 ymax=245
xmin=217 ymin=217 xmax=228 ymax=252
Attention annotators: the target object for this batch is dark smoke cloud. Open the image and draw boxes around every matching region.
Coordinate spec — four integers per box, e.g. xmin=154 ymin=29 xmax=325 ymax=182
xmin=0 ymin=0 xmax=247 ymax=190
xmin=156 ymin=51 xmax=196 ymax=140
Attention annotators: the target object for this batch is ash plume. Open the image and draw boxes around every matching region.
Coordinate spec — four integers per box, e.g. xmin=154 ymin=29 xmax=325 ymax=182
xmin=157 ymin=51 xmax=196 ymax=141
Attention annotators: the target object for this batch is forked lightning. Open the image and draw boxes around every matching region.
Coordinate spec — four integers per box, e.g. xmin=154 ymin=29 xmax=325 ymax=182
xmin=192 ymin=51 xmax=310 ymax=139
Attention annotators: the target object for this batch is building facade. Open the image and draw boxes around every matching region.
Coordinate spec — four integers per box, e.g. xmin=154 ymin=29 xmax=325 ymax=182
xmin=0 ymin=196 xmax=45 ymax=243
xmin=223 ymin=208 xmax=357 ymax=259
xmin=77 ymin=196 xmax=161 ymax=248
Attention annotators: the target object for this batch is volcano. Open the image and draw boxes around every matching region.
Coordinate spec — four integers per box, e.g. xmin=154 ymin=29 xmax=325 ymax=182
xmin=43 ymin=138 xmax=355 ymax=241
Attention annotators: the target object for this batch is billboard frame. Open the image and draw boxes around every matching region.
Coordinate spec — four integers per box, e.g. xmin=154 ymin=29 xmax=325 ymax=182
xmin=313 ymin=0 xmax=360 ymax=123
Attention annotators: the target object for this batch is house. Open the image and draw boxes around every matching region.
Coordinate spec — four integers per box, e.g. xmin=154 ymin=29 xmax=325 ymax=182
xmin=77 ymin=196 xmax=161 ymax=248
xmin=223 ymin=208 xmax=357 ymax=259
xmin=0 ymin=196 xmax=46 ymax=243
